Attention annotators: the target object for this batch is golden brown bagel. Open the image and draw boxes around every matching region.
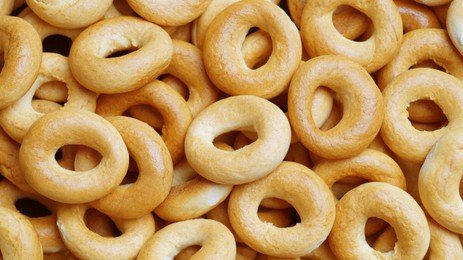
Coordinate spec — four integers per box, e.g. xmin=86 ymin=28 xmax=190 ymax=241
xmin=185 ymin=95 xmax=291 ymax=185
xmin=203 ymin=0 xmax=301 ymax=99
xmin=329 ymin=182 xmax=430 ymax=259
xmin=0 ymin=53 xmax=97 ymax=143
xmin=96 ymin=80 xmax=192 ymax=164
xmin=0 ymin=180 xmax=65 ymax=253
xmin=127 ymin=0 xmax=212 ymax=26
xmin=25 ymin=0 xmax=112 ymax=28
xmin=381 ymin=68 xmax=463 ymax=163
xmin=0 ymin=206 xmax=43 ymax=259
xmin=288 ymin=55 xmax=384 ymax=159
xmin=84 ymin=116 xmax=173 ymax=219
xmin=57 ymin=203 xmax=155 ymax=260
xmin=0 ymin=16 xmax=42 ymax=110
xmin=447 ymin=0 xmax=463 ymax=56
xmin=138 ymin=219 xmax=236 ymax=259
xmin=229 ymin=161 xmax=336 ymax=258
xmin=69 ymin=16 xmax=173 ymax=94
xmin=19 ymin=109 xmax=129 ymax=203
xmin=300 ymin=0 xmax=402 ymax=73
xmin=419 ymin=127 xmax=463 ymax=234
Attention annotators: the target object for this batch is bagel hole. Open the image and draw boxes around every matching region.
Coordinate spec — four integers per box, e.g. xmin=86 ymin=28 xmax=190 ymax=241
xmin=34 ymin=81 xmax=68 ymax=105
xmin=120 ymin=157 xmax=140 ymax=185
xmin=72 ymin=146 xmax=103 ymax=171
xmin=42 ymin=35 xmax=73 ymax=56
xmin=257 ymin=205 xmax=299 ymax=228
xmin=213 ymin=131 xmax=240 ymax=148
xmin=242 ymin=29 xmax=272 ymax=69
xmin=407 ymin=99 xmax=448 ymax=130
xmin=332 ymin=5 xmax=373 ymax=42
xmin=410 ymin=60 xmax=445 ymax=71
xmin=0 ymin=173 xmax=4 ymax=182
xmin=319 ymin=94 xmax=343 ymax=131
xmin=233 ymin=131 xmax=257 ymax=150
xmin=106 ymin=47 xmax=138 ymax=58
xmin=368 ymin=224 xmax=397 ymax=253
xmin=158 ymin=74 xmax=190 ymax=100
xmin=15 ymin=198 xmax=52 ymax=218
xmin=174 ymin=245 xmax=201 ymax=260
xmin=125 ymin=105 xmax=164 ymax=133
xmin=84 ymin=208 xmax=122 ymax=237
xmin=331 ymin=177 xmax=368 ymax=200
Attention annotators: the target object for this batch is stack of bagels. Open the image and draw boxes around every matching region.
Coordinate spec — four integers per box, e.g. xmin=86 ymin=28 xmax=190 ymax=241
xmin=0 ymin=0 xmax=462 ymax=259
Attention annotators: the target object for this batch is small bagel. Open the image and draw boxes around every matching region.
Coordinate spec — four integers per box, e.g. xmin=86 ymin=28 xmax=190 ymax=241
xmin=185 ymin=95 xmax=291 ymax=185
xmin=25 ymin=0 xmax=112 ymax=28
xmin=288 ymin=0 xmax=370 ymax=39
xmin=300 ymin=0 xmax=402 ymax=73
xmin=228 ymin=161 xmax=336 ymax=257
xmin=20 ymin=8 xmax=83 ymax=42
xmin=96 ymin=80 xmax=192 ymax=164
xmin=0 ymin=180 xmax=65 ymax=253
xmin=161 ymin=40 xmax=218 ymax=116
xmin=0 ymin=206 xmax=43 ymax=259
xmin=288 ymin=55 xmax=384 ymax=159
xmin=377 ymin=28 xmax=463 ymax=91
xmin=85 ymin=116 xmax=173 ymax=219
xmin=69 ymin=16 xmax=173 ymax=94
xmin=192 ymin=0 xmax=280 ymax=49
xmin=313 ymin=148 xmax=406 ymax=200
xmin=373 ymin=217 xmax=463 ymax=259
xmin=0 ymin=16 xmax=42 ymax=109
xmin=329 ymin=182 xmax=430 ymax=259
xmin=138 ymin=219 xmax=236 ymax=259
xmin=57 ymin=203 xmax=155 ymax=260
xmin=19 ymin=109 xmax=129 ymax=203
xmin=154 ymin=158 xmax=233 ymax=222
xmin=394 ymin=0 xmax=441 ymax=32
xmin=0 ymin=127 xmax=35 ymax=193
xmin=380 ymin=68 xmax=463 ymax=163
xmin=203 ymin=0 xmax=301 ymax=99
xmin=127 ymin=0 xmax=211 ymax=26
xmin=419 ymin=127 xmax=463 ymax=234
xmin=0 ymin=52 xmax=97 ymax=143
xmin=447 ymin=0 xmax=463 ymax=56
